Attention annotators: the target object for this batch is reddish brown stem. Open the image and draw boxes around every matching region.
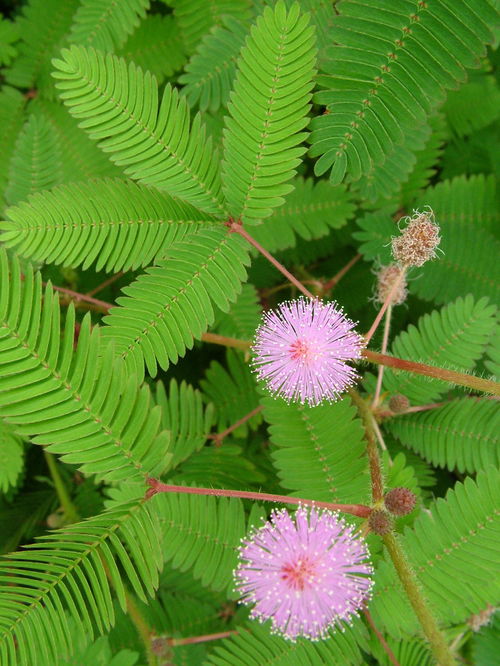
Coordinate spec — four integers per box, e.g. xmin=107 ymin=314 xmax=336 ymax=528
xmin=363 ymin=608 xmax=401 ymax=666
xmin=86 ymin=271 xmax=124 ymax=297
xmin=201 ymin=332 xmax=251 ymax=350
xmin=228 ymin=220 xmax=316 ymax=300
xmin=363 ymin=350 xmax=500 ymax=397
xmin=46 ymin=281 xmax=112 ymax=312
xmin=349 ymin=389 xmax=384 ymax=503
xmin=322 ymin=253 xmax=362 ymax=293
xmin=209 ymin=405 xmax=264 ymax=446
xmin=164 ymin=630 xmax=237 ymax=647
xmin=146 ymin=479 xmax=372 ymax=518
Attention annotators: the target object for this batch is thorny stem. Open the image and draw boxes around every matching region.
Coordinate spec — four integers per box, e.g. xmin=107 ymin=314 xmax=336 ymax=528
xmin=209 ymin=405 xmax=264 ymax=446
xmin=86 ymin=271 xmax=124 ymax=297
xmin=372 ymin=304 xmax=392 ymax=408
xmin=321 ymin=253 xmax=362 ymax=294
xmin=364 ymin=269 xmax=406 ymax=345
xmin=146 ymin=479 xmax=372 ymax=518
xmin=348 ymin=389 xmax=384 ymax=503
xmin=383 ymin=533 xmax=456 ymax=666
xmin=363 ymin=350 xmax=500 ymax=397
xmin=43 ymin=452 xmax=80 ymax=524
xmin=228 ymin=219 xmax=316 ymax=300
xmin=363 ymin=608 xmax=400 ymax=666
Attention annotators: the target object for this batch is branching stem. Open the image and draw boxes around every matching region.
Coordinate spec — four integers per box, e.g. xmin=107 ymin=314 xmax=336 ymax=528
xmin=321 ymin=253 xmax=362 ymax=294
xmin=208 ymin=405 xmax=264 ymax=446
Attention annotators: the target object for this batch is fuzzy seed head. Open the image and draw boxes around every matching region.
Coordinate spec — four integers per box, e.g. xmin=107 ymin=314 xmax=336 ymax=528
xmin=376 ymin=264 xmax=408 ymax=306
xmin=384 ymin=488 xmax=417 ymax=516
xmin=392 ymin=209 xmax=440 ymax=268
xmin=368 ymin=510 xmax=393 ymax=535
xmin=388 ymin=393 xmax=410 ymax=413
xmin=234 ymin=506 xmax=374 ymax=641
xmin=251 ymin=298 xmax=364 ymax=407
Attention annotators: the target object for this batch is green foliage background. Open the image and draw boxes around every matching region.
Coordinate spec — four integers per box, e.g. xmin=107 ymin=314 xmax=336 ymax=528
xmin=0 ymin=0 xmax=498 ymax=664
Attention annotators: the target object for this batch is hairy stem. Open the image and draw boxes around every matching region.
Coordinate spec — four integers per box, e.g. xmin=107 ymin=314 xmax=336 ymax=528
xmin=383 ymin=532 xmax=456 ymax=666
xmin=363 ymin=350 xmax=500 ymax=396
xmin=348 ymin=390 xmax=384 ymax=502
xmin=146 ymin=479 xmax=371 ymax=518
xmin=125 ymin=590 xmax=157 ymax=666
xmin=43 ymin=451 xmax=80 ymax=524
xmin=365 ymin=269 xmax=406 ymax=345
xmin=209 ymin=405 xmax=264 ymax=445
xmin=372 ymin=304 xmax=392 ymax=408
xmin=228 ymin=220 xmax=316 ymax=300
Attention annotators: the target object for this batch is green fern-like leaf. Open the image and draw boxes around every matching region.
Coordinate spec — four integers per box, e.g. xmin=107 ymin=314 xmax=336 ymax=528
xmin=0 ymin=420 xmax=23 ymax=494
xmin=387 ymin=398 xmax=500 ymax=474
xmin=156 ymin=379 xmax=213 ymax=469
xmin=179 ymin=16 xmax=248 ymax=112
xmin=55 ymin=625 xmax=139 ymax=666
xmin=211 ymin=283 xmax=261 ymax=340
xmin=310 ymin=0 xmax=498 ymax=184
xmin=1 ymin=178 xmax=216 ymax=272
xmin=101 ymin=228 xmax=250 ymax=379
xmin=0 ymin=15 xmax=19 ymax=67
xmin=69 ymin=0 xmax=149 ymax=52
xmin=52 ymin=46 xmax=226 ymax=216
xmin=201 ymin=349 xmax=261 ymax=438
xmin=30 ymin=97 xmax=121 ymax=182
xmin=171 ymin=442 xmax=266 ymax=489
xmin=251 ymin=177 xmax=354 ymax=252
xmin=470 ymin=611 xmax=500 ymax=666
xmin=171 ymin=0 xmax=252 ymax=53
xmin=352 ymin=209 xmax=396 ymax=265
xmin=5 ymin=0 xmax=79 ymax=94
xmin=443 ymin=72 xmax=500 ymax=138
xmin=157 ymin=493 xmax=245 ymax=594
xmin=222 ymin=1 xmax=317 ymax=223
xmin=207 ymin=618 xmax=369 ymax=665
xmin=0 ymin=250 xmax=171 ymax=483
xmin=118 ymin=14 xmax=186 ymax=82
xmin=412 ymin=174 xmax=499 ymax=304
xmin=383 ymin=295 xmax=497 ymax=404
xmin=262 ymin=395 xmax=369 ymax=504
xmin=0 ymin=87 xmax=26 ymax=210
xmin=0 ymin=496 xmax=163 ymax=665
xmin=5 ymin=114 xmax=62 ymax=207
xmin=370 ymin=467 xmax=500 ymax=637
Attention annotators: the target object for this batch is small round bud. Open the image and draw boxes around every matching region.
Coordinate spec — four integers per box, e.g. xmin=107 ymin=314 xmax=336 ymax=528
xmin=376 ymin=264 xmax=407 ymax=306
xmin=368 ymin=509 xmax=393 ymax=535
xmin=392 ymin=209 xmax=440 ymax=268
xmin=151 ymin=637 xmax=169 ymax=656
xmin=384 ymin=487 xmax=417 ymax=516
xmin=388 ymin=393 xmax=410 ymax=413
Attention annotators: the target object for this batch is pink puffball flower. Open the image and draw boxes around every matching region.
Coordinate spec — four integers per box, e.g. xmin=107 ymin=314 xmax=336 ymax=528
xmin=234 ymin=506 xmax=374 ymax=641
xmin=252 ymin=298 xmax=364 ymax=406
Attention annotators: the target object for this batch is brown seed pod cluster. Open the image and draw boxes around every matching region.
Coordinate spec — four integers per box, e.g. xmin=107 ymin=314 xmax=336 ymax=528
xmin=376 ymin=263 xmax=408 ymax=306
xmin=388 ymin=393 xmax=410 ymax=413
xmin=392 ymin=209 xmax=440 ymax=268
xmin=368 ymin=509 xmax=393 ymax=535
xmin=384 ymin=487 xmax=417 ymax=516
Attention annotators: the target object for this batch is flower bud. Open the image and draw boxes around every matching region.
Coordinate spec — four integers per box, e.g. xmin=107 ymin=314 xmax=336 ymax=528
xmin=368 ymin=509 xmax=393 ymax=535
xmin=392 ymin=209 xmax=440 ymax=268
xmin=384 ymin=487 xmax=417 ymax=516
xmin=376 ymin=264 xmax=407 ymax=306
xmin=388 ymin=393 xmax=410 ymax=413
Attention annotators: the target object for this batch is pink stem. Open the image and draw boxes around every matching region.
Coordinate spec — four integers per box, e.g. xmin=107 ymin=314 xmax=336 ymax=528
xmin=146 ymin=479 xmax=372 ymax=518
xmin=86 ymin=271 xmax=124 ymax=297
xmin=165 ymin=630 xmax=237 ymax=646
xmin=209 ymin=405 xmax=264 ymax=446
xmin=229 ymin=220 xmax=316 ymax=300
xmin=322 ymin=253 xmax=362 ymax=293
xmin=372 ymin=304 xmax=392 ymax=407
xmin=363 ymin=608 xmax=401 ymax=666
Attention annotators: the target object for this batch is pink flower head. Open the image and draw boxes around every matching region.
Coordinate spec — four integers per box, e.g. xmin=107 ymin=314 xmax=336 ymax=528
xmin=234 ymin=506 xmax=374 ymax=641
xmin=252 ymin=298 xmax=364 ymax=406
